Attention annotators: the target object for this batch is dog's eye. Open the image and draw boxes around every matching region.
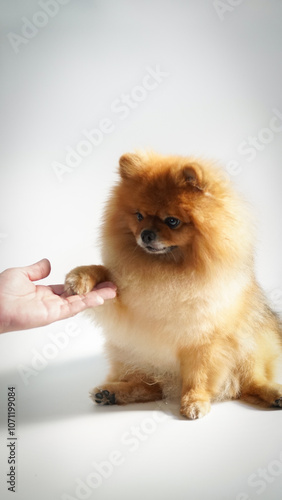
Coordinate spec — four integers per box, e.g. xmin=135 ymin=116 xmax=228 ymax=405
xmin=136 ymin=212 xmax=144 ymax=221
xmin=165 ymin=217 xmax=180 ymax=229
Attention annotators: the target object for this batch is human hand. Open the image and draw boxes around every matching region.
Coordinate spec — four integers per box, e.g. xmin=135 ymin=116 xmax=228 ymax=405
xmin=0 ymin=259 xmax=117 ymax=334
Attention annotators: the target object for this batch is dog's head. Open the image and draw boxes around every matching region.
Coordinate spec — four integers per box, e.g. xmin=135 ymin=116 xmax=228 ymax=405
xmin=105 ymin=151 xmax=253 ymax=268
xmin=117 ymin=152 xmax=209 ymax=257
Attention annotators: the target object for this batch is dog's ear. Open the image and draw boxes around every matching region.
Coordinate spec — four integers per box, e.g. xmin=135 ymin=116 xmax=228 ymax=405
xmin=181 ymin=164 xmax=204 ymax=191
xmin=119 ymin=153 xmax=143 ymax=179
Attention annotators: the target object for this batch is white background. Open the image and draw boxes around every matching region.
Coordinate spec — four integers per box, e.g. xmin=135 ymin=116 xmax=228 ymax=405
xmin=0 ymin=1 xmax=282 ymax=499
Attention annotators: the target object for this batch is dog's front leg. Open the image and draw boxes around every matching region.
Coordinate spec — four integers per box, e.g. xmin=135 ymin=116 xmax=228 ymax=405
xmin=178 ymin=343 xmax=217 ymax=420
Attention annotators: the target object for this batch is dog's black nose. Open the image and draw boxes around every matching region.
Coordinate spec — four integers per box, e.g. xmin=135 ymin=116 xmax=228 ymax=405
xmin=141 ymin=229 xmax=156 ymax=245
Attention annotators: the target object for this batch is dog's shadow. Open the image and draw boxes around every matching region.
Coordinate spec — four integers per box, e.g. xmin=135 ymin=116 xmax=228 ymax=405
xmin=0 ymin=353 xmax=279 ymax=427
xmin=0 ymin=354 xmax=185 ymax=426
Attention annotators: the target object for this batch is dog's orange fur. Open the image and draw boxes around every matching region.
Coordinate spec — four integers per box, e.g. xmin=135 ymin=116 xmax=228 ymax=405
xmin=65 ymin=152 xmax=282 ymax=419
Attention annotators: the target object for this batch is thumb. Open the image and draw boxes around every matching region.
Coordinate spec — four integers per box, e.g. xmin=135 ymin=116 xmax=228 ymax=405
xmin=24 ymin=258 xmax=51 ymax=282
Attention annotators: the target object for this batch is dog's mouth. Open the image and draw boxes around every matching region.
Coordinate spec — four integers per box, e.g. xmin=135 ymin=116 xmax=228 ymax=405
xmin=145 ymin=244 xmax=177 ymax=254
xmin=137 ymin=237 xmax=177 ymax=254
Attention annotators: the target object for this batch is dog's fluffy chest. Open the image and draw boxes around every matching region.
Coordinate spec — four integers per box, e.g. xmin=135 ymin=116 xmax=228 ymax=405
xmin=94 ymin=263 xmax=250 ymax=380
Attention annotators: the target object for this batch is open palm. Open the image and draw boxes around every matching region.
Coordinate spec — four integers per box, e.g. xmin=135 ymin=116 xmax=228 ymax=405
xmin=0 ymin=259 xmax=116 ymax=333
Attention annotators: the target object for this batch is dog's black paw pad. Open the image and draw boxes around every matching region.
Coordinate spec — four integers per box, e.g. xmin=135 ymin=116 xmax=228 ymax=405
xmin=94 ymin=389 xmax=116 ymax=405
xmin=273 ymin=398 xmax=282 ymax=408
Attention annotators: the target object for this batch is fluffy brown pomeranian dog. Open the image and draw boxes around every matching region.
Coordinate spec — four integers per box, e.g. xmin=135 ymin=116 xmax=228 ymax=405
xmin=65 ymin=151 xmax=282 ymax=419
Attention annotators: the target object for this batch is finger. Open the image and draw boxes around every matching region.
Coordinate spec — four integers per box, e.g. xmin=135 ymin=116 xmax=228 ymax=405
xmin=24 ymin=258 xmax=51 ymax=282
xmin=64 ymin=292 xmax=104 ymax=312
xmin=89 ymin=287 xmax=117 ymax=300
xmin=52 ymin=282 xmax=117 ymax=295
xmin=66 ymin=293 xmax=99 ymax=304
xmin=57 ymin=288 xmax=117 ymax=322
xmin=82 ymin=287 xmax=116 ymax=307
xmin=58 ymin=296 xmax=99 ymax=320
xmin=94 ymin=282 xmax=117 ymax=291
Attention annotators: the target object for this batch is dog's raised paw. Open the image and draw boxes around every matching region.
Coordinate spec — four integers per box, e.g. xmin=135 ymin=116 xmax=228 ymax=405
xmin=94 ymin=389 xmax=116 ymax=406
xmin=65 ymin=271 xmax=94 ymax=295
xmin=273 ymin=398 xmax=282 ymax=408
